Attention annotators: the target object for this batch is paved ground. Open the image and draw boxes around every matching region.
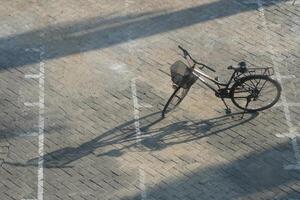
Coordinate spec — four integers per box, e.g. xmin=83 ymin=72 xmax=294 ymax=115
xmin=0 ymin=0 xmax=300 ymax=199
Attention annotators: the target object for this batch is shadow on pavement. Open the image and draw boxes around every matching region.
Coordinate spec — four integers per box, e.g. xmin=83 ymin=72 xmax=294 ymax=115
xmin=5 ymin=111 xmax=258 ymax=168
xmin=0 ymin=0 xmax=284 ymax=70
xmin=6 ymin=110 xmax=299 ymax=199
xmin=123 ymin=142 xmax=299 ymax=200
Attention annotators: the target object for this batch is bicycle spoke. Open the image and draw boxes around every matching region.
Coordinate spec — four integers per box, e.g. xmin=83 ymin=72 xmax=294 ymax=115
xmin=231 ymin=76 xmax=280 ymax=111
xmin=236 ymin=84 xmax=253 ymax=92
xmin=255 ymin=77 xmax=262 ymax=88
xmin=257 ymin=79 xmax=268 ymax=94
xmin=242 ymin=82 xmax=255 ymax=90
xmin=249 ymin=79 xmax=257 ymax=88
xmin=254 ymin=98 xmax=264 ymax=102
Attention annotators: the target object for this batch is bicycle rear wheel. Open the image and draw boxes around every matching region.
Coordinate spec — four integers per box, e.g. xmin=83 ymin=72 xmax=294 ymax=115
xmin=162 ymin=86 xmax=190 ymax=118
xmin=230 ymin=75 xmax=281 ymax=112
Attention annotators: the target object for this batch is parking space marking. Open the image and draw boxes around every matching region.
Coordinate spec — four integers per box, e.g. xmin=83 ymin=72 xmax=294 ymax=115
xmin=274 ymin=102 xmax=300 ymax=108
xmin=24 ymin=47 xmax=45 ymax=200
xmin=14 ymin=132 xmax=39 ymax=138
xmin=22 ymin=199 xmax=37 ymax=200
xmin=24 ymin=102 xmax=41 ymax=107
xmin=131 ymin=78 xmax=147 ymax=200
xmin=37 ymin=50 xmax=45 ymax=200
xmin=272 ymin=75 xmax=297 ymax=80
xmin=25 ymin=74 xmax=41 ymax=79
xmin=257 ymin=0 xmax=300 ymax=170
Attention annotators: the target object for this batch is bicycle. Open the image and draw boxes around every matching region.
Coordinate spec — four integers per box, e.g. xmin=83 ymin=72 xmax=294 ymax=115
xmin=161 ymin=45 xmax=282 ymax=118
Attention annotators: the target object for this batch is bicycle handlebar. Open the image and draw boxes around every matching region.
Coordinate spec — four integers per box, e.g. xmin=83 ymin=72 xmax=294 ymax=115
xmin=178 ymin=45 xmax=216 ymax=72
xmin=178 ymin=45 xmax=188 ymax=57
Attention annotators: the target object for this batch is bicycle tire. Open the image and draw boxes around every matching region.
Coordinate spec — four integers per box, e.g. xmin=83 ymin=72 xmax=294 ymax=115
xmin=162 ymin=86 xmax=190 ymax=118
xmin=230 ymin=75 xmax=281 ymax=112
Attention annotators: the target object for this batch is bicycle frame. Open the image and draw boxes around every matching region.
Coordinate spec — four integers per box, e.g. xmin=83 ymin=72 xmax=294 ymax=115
xmin=192 ymin=67 xmax=237 ymax=96
xmin=164 ymin=45 xmax=282 ymax=119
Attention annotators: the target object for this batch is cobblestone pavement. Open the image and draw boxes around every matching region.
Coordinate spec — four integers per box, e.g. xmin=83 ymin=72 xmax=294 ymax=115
xmin=1 ymin=0 xmax=300 ymax=199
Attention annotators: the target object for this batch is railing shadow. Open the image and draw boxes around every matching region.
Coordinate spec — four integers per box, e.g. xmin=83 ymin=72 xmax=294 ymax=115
xmin=0 ymin=0 xmax=284 ymax=70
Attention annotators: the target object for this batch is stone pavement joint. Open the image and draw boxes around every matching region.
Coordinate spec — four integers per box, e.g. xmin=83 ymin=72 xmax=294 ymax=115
xmin=0 ymin=0 xmax=300 ymax=200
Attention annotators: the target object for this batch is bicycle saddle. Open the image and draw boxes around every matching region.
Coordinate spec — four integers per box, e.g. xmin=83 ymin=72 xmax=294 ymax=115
xmin=227 ymin=61 xmax=247 ymax=73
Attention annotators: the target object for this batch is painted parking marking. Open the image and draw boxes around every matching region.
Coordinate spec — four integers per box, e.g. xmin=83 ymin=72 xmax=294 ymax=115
xmin=14 ymin=132 xmax=39 ymax=138
xmin=24 ymin=47 xmax=45 ymax=200
xmin=37 ymin=56 xmax=45 ymax=200
xmin=24 ymin=102 xmax=40 ymax=107
xmin=274 ymin=102 xmax=300 ymax=107
xmin=131 ymin=78 xmax=147 ymax=200
xmin=276 ymin=131 xmax=299 ymax=138
xmin=25 ymin=74 xmax=41 ymax=79
xmin=279 ymin=75 xmax=297 ymax=79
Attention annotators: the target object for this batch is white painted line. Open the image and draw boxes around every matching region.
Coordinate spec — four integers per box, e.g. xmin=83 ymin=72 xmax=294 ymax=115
xmin=25 ymin=48 xmax=40 ymax=52
xmin=280 ymin=75 xmax=297 ymax=79
xmin=131 ymin=79 xmax=142 ymax=137
xmin=276 ymin=132 xmax=299 ymax=138
xmin=23 ymin=47 xmax=45 ymax=199
xmin=25 ymin=74 xmax=41 ymax=79
xmin=125 ymin=0 xmax=146 ymax=195
xmin=284 ymin=164 xmax=300 ymax=170
xmin=131 ymin=79 xmax=146 ymax=200
xmin=257 ymin=0 xmax=264 ymax=12
xmin=37 ymin=50 xmax=45 ymax=200
xmin=274 ymin=102 xmax=300 ymax=107
xmin=28 ymin=132 xmax=40 ymax=137
xmin=22 ymin=199 xmax=37 ymax=200
xmin=257 ymin=0 xmax=300 ymax=169
xmin=270 ymin=74 xmax=297 ymax=80
xmin=16 ymin=132 xmax=39 ymax=137
xmin=24 ymin=102 xmax=40 ymax=107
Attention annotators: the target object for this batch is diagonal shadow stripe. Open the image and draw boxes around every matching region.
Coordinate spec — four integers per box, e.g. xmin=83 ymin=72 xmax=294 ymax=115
xmin=0 ymin=0 xmax=283 ymax=70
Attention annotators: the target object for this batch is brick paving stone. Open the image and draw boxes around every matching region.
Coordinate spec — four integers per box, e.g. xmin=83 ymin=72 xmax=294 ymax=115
xmin=1 ymin=0 xmax=300 ymax=199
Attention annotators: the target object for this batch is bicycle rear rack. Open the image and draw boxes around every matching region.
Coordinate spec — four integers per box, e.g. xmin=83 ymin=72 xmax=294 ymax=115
xmin=247 ymin=67 xmax=274 ymax=76
xmin=234 ymin=67 xmax=274 ymax=81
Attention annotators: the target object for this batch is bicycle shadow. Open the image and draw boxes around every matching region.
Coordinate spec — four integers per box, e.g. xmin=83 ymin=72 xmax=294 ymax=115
xmin=5 ymin=111 xmax=258 ymax=168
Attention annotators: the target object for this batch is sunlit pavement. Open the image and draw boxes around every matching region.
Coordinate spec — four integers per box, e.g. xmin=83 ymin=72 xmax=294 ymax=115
xmin=0 ymin=0 xmax=300 ymax=199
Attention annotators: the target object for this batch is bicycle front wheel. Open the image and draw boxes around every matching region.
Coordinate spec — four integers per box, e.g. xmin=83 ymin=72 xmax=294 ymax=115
xmin=230 ymin=75 xmax=281 ymax=112
xmin=162 ymin=86 xmax=190 ymax=118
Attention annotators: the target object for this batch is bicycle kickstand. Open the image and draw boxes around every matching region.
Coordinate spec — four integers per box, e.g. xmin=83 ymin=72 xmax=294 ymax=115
xmin=221 ymin=98 xmax=232 ymax=115
xmin=241 ymin=97 xmax=251 ymax=119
